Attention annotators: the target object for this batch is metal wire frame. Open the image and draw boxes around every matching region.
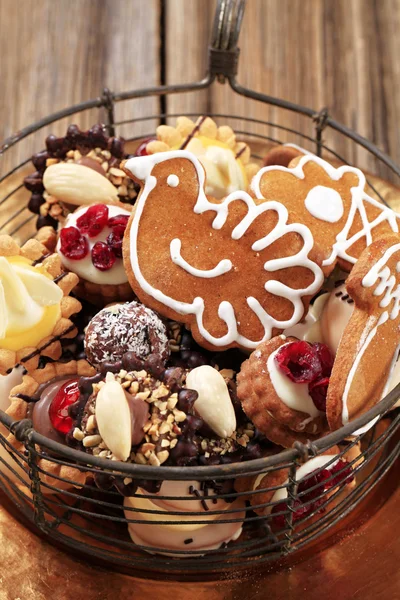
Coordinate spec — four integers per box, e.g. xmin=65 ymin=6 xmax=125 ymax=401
xmin=0 ymin=0 xmax=400 ymax=577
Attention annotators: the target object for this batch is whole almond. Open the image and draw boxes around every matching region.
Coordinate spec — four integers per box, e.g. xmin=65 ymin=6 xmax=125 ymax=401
xmin=95 ymin=380 xmax=132 ymax=461
xmin=186 ymin=365 xmax=236 ymax=438
xmin=43 ymin=162 xmax=119 ymax=206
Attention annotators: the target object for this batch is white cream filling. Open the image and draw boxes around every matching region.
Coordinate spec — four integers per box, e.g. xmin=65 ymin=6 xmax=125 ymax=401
xmin=186 ymin=138 xmax=245 ymax=199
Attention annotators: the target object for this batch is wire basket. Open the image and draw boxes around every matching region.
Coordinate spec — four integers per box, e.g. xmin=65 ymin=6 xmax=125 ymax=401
xmin=0 ymin=0 xmax=399 ymax=579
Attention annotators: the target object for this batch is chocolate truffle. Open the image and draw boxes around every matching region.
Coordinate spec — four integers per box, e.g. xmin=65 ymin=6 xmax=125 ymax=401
xmin=84 ymin=301 xmax=170 ymax=367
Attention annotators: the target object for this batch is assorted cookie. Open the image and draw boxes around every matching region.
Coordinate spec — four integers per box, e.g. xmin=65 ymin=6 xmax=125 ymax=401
xmin=2 ymin=120 xmax=399 ymax=555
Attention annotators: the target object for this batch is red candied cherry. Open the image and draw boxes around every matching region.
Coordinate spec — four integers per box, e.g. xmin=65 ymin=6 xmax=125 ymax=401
xmin=107 ymin=224 xmax=125 ymax=258
xmin=91 ymin=241 xmax=116 ymax=271
xmin=312 ymin=343 xmax=334 ymax=377
xmin=308 ymin=376 xmax=330 ymax=412
xmin=108 ymin=214 xmax=129 ymax=229
xmin=275 ymin=341 xmax=322 ymax=384
xmin=76 ymin=204 xmax=109 ymax=238
xmin=328 ymin=459 xmax=354 ymax=487
xmin=134 ymin=137 xmax=156 ymax=157
xmin=59 ymin=226 xmax=89 ymax=260
xmin=49 ymin=379 xmax=80 ymax=435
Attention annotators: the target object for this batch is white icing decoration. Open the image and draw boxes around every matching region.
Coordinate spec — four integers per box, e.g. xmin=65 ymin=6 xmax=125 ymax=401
xmin=124 ymin=151 xmax=324 ymax=350
xmin=342 ymin=242 xmax=400 ymax=425
xmin=56 ymin=204 xmax=130 ymax=285
xmin=167 ymin=174 xmax=179 ymax=187
xmin=170 ymin=239 xmax=232 ymax=278
xmin=304 ymin=186 xmax=344 ymax=223
xmin=252 ymin=154 xmax=400 ymax=267
xmin=267 ymin=345 xmax=323 ymax=419
xmin=283 ymin=143 xmax=314 ymax=155
xmin=283 ymin=292 xmax=328 ymax=342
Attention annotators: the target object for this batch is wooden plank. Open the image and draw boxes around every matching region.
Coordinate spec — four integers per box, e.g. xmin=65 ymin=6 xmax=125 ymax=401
xmin=165 ymin=0 xmax=214 ymax=122
xmin=0 ymin=0 xmax=160 ymax=176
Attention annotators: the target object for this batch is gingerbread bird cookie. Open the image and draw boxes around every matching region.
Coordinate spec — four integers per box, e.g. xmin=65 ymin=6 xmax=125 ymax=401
xmin=122 ymin=151 xmax=326 ymax=352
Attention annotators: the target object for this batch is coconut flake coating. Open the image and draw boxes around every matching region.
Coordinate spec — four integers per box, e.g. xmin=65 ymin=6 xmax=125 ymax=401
xmin=84 ymin=301 xmax=170 ymax=367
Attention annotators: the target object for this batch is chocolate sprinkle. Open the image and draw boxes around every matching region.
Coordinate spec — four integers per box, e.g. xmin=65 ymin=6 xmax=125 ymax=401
xmin=179 ymin=116 xmax=207 ymax=150
xmin=334 ymin=279 xmax=346 ymax=288
xmin=235 ymin=145 xmax=246 ymax=160
xmin=184 ymin=538 xmax=193 ymax=545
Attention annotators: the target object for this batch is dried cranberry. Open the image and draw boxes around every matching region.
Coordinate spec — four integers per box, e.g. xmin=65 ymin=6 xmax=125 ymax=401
xmin=91 ymin=241 xmax=116 ymax=271
xmin=271 ymin=459 xmax=353 ymax=529
xmin=76 ymin=204 xmax=109 ymax=238
xmin=135 ymin=137 xmax=156 ymax=157
xmin=107 ymin=214 xmax=129 ymax=228
xmin=107 ymin=225 xmax=125 ymax=257
xmin=275 ymin=341 xmax=322 ymax=384
xmin=49 ymin=379 xmax=80 ymax=435
xmin=59 ymin=227 xmax=89 ymax=260
xmin=309 ymin=377 xmax=330 ymax=412
xmin=312 ymin=343 xmax=334 ymax=377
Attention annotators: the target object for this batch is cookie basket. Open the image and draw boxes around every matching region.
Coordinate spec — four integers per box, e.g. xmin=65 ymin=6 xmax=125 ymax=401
xmin=0 ymin=0 xmax=399 ymax=580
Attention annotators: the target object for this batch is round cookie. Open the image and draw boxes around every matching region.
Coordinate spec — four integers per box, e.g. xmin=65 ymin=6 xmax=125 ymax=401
xmin=84 ymin=302 xmax=170 ymax=368
xmin=237 ymin=336 xmax=329 ymax=438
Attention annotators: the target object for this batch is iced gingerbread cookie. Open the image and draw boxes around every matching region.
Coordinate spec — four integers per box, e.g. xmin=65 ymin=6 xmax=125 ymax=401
xmin=327 ymin=234 xmax=400 ymax=430
xmin=6 ymin=360 xmax=95 ymax=490
xmin=252 ymin=154 xmax=400 ymax=272
xmin=84 ymin=301 xmax=170 ymax=368
xmin=237 ymin=336 xmax=330 ymax=445
xmin=122 ymin=150 xmax=325 ymax=352
xmin=235 ymin=444 xmax=358 ymax=526
xmin=141 ymin=116 xmax=259 ymax=199
xmin=24 ymin=123 xmax=138 ymax=230
xmin=0 ymin=235 xmax=81 ymax=374
xmin=57 ymin=203 xmax=133 ymax=306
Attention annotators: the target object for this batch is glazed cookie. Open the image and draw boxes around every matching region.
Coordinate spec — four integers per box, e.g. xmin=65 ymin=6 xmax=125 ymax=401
xmin=252 ymin=154 xmax=399 ymax=273
xmin=0 ymin=235 xmax=81 ymax=374
xmin=56 ymin=203 xmax=134 ymax=305
xmin=143 ymin=116 xmax=259 ymax=199
xmin=237 ymin=336 xmax=330 ymax=439
xmin=124 ymin=480 xmax=245 ymax=556
xmin=6 ymin=360 xmax=95 ymax=490
xmin=24 ymin=123 xmax=138 ymax=230
xmin=122 ymin=151 xmax=325 ymax=352
xmin=84 ymin=301 xmax=170 ymax=368
xmin=236 ymin=444 xmax=358 ymax=524
xmin=327 ymin=234 xmax=400 ymax=430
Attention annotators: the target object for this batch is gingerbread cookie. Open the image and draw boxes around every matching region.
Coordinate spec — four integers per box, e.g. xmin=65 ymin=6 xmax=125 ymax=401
xmin=237 ymin=335 xmax=330 ymax=442
xmin=122 ymin=151 xmax=325 ymax=352
xmin=252 ymin=154 xmax=399 ymax=272
xmin=327 ymin=234 xmax=400 ymax=430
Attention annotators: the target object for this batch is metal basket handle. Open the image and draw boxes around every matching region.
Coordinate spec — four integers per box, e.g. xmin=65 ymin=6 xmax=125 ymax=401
xmin=209 ymin=0 xmax=246 ymax=82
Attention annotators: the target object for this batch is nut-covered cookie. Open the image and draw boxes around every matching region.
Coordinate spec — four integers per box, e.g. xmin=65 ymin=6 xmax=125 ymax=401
xmin=327 ymin=234 xmax=400 ymax=430
xmin=122 ymin=151 xmax=325 ymax=352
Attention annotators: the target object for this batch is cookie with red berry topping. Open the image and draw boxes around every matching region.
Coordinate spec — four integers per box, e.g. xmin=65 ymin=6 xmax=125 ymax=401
xmin=56 ymin=203 xmax=134 ymax=306
xmin=6 ymin=360 xmax=95 ymax=491
xmin=327 ymin=234 xmax=400 ymax=431
xmin=237 ymin=336 xmax=330 ymax=443
xmin=235 ymin=444 xmax=358 ymax=529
